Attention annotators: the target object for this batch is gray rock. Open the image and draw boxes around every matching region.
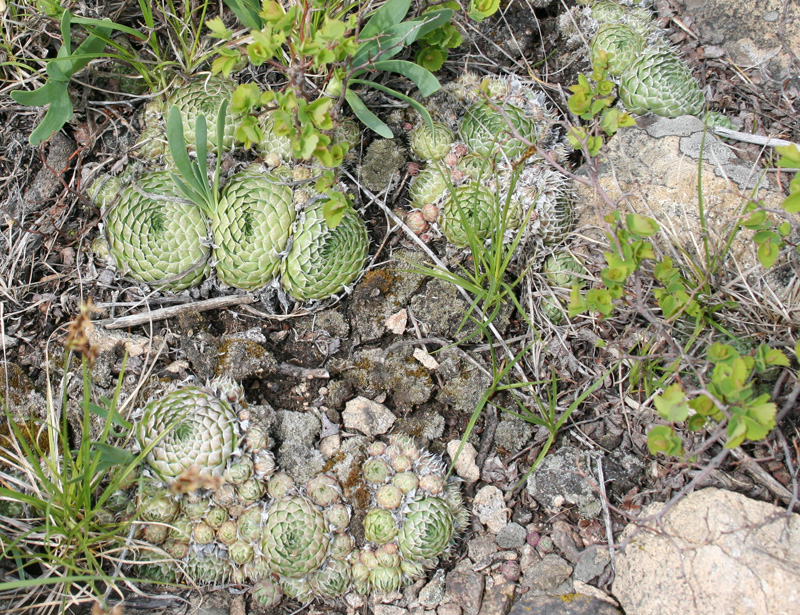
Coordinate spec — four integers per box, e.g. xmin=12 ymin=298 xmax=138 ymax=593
xmin=573 ymin=548 xmax=611 ymax=583
xmin=681 ymin=0 xmax=800 ymax=81
xmin=478 ymin=580 xmax=515 ymax=615
xmin=509 ymin=595 xmax=622 ymax=615
xmin=343 ymin=396 xmax=396 ymax=436
xmin=521 ymin=554 xmax=573 ymax=593
xmin=339 ymin=347 xmax=434 ymax=408
xmin=445 ymin=568 xmax=485 ymax=615
xmin=613 ymin=488 xmax=800 ymax=615
xmin=373 ymin=606 xmax=408 ymax=615
xmin=526 ymin=447 xmax=603 ymax=518
xmin=468 ymin=534 xmax=499 ymax=563
xmin=276 ymin=410 xmax=320 ymax=448
xmin=418 ymin=570 xmax=446 ymax=608
xmin=493 ymin=418 xmax=533 ymax=454
xmin=496 ymin=522 xmax=527 ymax=550
xmin=473 ymin=485 xmax=509 ymax=533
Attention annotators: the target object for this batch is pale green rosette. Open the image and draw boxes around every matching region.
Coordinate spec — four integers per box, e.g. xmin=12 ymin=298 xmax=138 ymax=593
xmin=591 ymin=23 xmax=647 ymax=76
xmin=261 ymin=496 xmax=330 ymax=578
xmin=439 ymin=182 xmax=503 ymax=247
xmin=137 ymin=387 xmax=239 ymax=478
xmin=619 ymin=49 xmax=706 ymax=117
xmin=396 ymin=497 xmax=455 ymax=562
xmin=103 ymin=171 xmax=211 ymax=291
xmin=281 ymin=200 xmax=369 ymax=301
xmin=165 ymin=75 xmax=238 ymax=151
xmin=213 ymin=167 xmax=295 ymax=290
xmin=459 ymin=101 xmax=537 ymax=160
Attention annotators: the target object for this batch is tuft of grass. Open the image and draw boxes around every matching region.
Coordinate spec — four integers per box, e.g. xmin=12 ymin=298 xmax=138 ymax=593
xmin=0 ymin=306 xmax=155 ymax=613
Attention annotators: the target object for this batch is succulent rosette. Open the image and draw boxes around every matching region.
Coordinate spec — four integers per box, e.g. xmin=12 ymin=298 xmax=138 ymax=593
xmin=165 ymin=75 xmax=238 ymax=151
xmin=619 ymin=49 xmax=706 ymax=117
xmin=137 ymin=386 xmax=239 ymax=479
xmin=459 ymin=100 xmax=537 ymax=160
xmin=591 ymin=23 xmax=647 ymax=75
xmin=261 ymin=496 xmax=330 ymax=578
xmin=410 ymin=121 xmax=456 ymax=161
xmin=213 ymin=166 xmax=296 ymax=290
xmin=102 ymin=171 xmax=211 ymax=291
xmin=439 ymin=182 xmax=505 ymax=247
xmin=281 ymin=199 xmax=369 ymax=301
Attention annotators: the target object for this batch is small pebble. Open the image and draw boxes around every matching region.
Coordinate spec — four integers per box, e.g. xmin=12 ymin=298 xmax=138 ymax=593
xmin=496 ymin=522 xmax=527 ymax=549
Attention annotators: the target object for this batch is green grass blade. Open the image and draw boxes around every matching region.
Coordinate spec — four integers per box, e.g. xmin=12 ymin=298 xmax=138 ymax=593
xmin=344 ymin=88 xmax=393 ymax=138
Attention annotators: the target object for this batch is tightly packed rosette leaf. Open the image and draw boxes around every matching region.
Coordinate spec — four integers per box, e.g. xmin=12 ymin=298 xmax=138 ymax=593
xmin=310 ymin=559 xmax=352 ymax=598
xmin=281 ymin=199 xmax=369 ymax=301
xmin=459 ymin=100 xmax=537 ymax=160
xmin=137 ymin=386 xmax=239 ymax=478
xmin=619 ymin=49 xmax=706 ymax=117
xmin=102 ymin=171 xmax=211 ymax=290
xmin=439 ymin=182 xmax=513 ymax=247
xmin=591 ymin=23 xmax=647 ymax=76
xmin=165 ymin=75 xmax=238 ymax=152
xmin=589 ymin=0 xmax=655 ymax=38
xmin=410 ymin=120 xmax=456 ymax=161
xmin=213 ymin=166 xmax=296 ymax=290
xmin=396 ymin=496 xmax=455 ymax=562
xmin=261 ymin=496 xmax=331 ymax=578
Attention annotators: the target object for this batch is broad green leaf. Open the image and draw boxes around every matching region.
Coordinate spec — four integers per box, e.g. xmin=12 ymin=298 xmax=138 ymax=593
xmin=626 ymin=213 xmax=659 ymax=237
xmin=757 ymin=241 xmax=779 ymax=268
xmin=360 ymin=0 xmax=411 ymax=40
xmin=28 ymin=89 xmax=73 ymax=146
xmin=647 ymin=425 xmax=684 ymax=456
xmin=349 ymin=78 xmax=434 ymax=131
xmin=782 ymin=191 xmax=800 ymax=214
xmin=223 ymin=0 xmax=264 ymax=30
xmin=371 ymin=60 xmax=441 ymax=96
xmin=654 ymin=383 xmax=690 ymax=422
xmin=415 ymin=47 xmax=446 ymax=71
xmin=231 ymin=83 xmax=261 ymax=114
xmin=707 ymin=342 xmax=739 ymax=364
xmin=10 ymin=80 xmax=63 ymax=107
xmin=344 ymin=88 xmax=393 ymax=138
xmin=775 ymin=144 xmax=800 ymax=168
xmin=206 ymin=16 xmax=232 ymax=39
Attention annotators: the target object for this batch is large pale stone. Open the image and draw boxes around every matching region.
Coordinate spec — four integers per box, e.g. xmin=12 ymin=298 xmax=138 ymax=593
xmin=575 ymin=117 xmax=798 ymax=306
xmin=613 ymin=488 xmax=800 ymax=615
xmin=681 ymin=0 xmax=800 ymax=82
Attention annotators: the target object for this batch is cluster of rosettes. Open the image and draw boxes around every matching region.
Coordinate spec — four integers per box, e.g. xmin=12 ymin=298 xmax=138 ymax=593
xmin=122 ymin=381 xmax=466 ymax=606
xmin=583 ymin=0 xmax=728 ymax=125
xmin=91 ymin=75 xmax=369 ymax=301
xmin=401 ymin=74 xmax=575 ymax=255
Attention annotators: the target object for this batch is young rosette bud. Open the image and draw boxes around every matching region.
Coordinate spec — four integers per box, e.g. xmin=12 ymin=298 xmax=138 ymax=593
xmin=217 ymin=519 xmax=239 ymax=545
xmin=306 ymin=474 xmax=341 ymax=507
xmin=281 ymin=576 xmax=314 ymax=603
xmin=192 ymin=521 xmax=216 ymax=545
xmin=140 ymin=492 xmax=179 ymax=523
xmin=363 ymin=508 xmax=398 ymax=544
xmin=135 ymin=549 xmax=178 ymax=584
xmin=408 ymin=166 xmax=449 ymax=208
xmin=310 ymin=559 xmax=352 ymax=598
xmin=237 ymin=507 xmax=263 ymax=542
xmin=591 ymin=23 xmax=647 ymax=76
xmin=137 ymin=386 xmax=239 ymax=479
xmin=439 ymin=182 xmax=501 ymax=248
xmin=326 ymin=503 xmax=351 ymax=533
xmin=164 ymin=539 xmax=189 ymax=560
xmin=376 ymin=484 xmax=404 ymax=509
xmin=205 ymin=505 xmax=229 ymax=530
xmin=330 ymin=533 xmax=355 ymax=560
xmin=281 ymin=199 xmax=369 ymax=301
xmin=619 ymin=49 xmax=706 ymax=117
xmin=244 ymin=424 xmax=269 ymax=453
xmin=143 ymin=523 xmax=169 ymax=545
xmin=261 ymin=497 xmax=330 ymax=578
xmin=225 ymin=456 xmax=254 ymax=485
xmin=392 ymin=471 xmax=419 ymax=494
xmin=397 ymin=497 xmax=455 ymax=562
xmin=410 ymin=121 xmax=456 ymax=161
xmin=543 ymin=252 xmax=584 ymax=288
xmin=181 ymin=494 xmax=211 ymax=519
xmin=362 ymin=458 xmax=393 ymax=485
xmin=236 ymin=478 xmax=266 ymax=503
xmin=590 ymin=0 xmax=655 ymax=38
xmin=252 ymin=576 xmax=283 ymax=608
xmin=185 ymin=549 xmax=232 ymax=584
xmin=166 ymin=75 xmax=238 ymax=152
xmin=214 ymin=167 xmax=296 ymax=290
xmin=267 ymin=472 xmax=295 ymax=499
xmin=459 ymin=101 xmax=537 ymax=160
xmin=103 ymin=171 xmax=211 ymax=290
xmin=369 ymin=563 xmax=403 ymax=593
xmin=229 ymin=540 xmax=254 ymax=565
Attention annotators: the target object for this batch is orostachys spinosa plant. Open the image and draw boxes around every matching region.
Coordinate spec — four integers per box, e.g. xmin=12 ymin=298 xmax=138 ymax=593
xmin=123 ymin=377 xmax=467 ymax=603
